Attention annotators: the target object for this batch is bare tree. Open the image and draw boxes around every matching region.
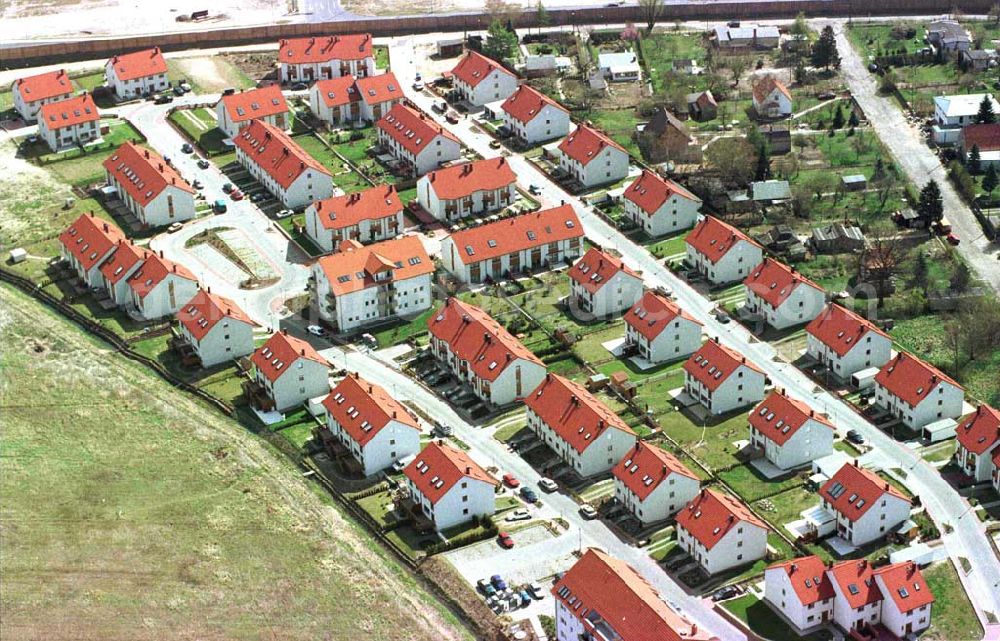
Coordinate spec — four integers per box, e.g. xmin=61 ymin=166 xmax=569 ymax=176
xmin=990 ymin=3 xmax=1000 ymax=25
xmin=640 ymin=0 xmax=664 ymax=35
xmin=874 ymin=171 xmax=898 ymax=210
xmin=705 ymin=137 xmax=756 ymax=187
xmin=860 ymin=224 xmax=903 ymax=307
xmin=944 ymin=321 xmax=963 ymax=375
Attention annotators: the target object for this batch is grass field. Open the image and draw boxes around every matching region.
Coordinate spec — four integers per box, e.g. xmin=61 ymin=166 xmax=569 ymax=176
xmin=169 ymin=107 xmax=230 ymax=155
xmin=0 ymin=284 xmax=472 ymax=641
xmin=724 ymin=594 xmax=831 ymax=641
xmin=923 ymin=561 xmax=983 ymax=641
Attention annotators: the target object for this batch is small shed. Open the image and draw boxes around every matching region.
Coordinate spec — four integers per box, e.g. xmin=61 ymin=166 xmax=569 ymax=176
xmin=437 ymin=38 xmax=465 ymax=58
xmin=586 ymin=373 xmax=609 ymax=391
xmin=760 ymin=124 xmax=791 ymax=155
xmin=811 ymin=223 xmax=865 ymax=254
xmin=8 ymin=247 xmax=27 ymax=264
xmin=923 ymin=417 xmax=958 ymax=443
xmin=842 ymin=174 xmax=867 ymax=192
xmin=751 ymin=179 xmax=791 ymax=204
xmin=851 ymin=366 xmax=881 ymax=391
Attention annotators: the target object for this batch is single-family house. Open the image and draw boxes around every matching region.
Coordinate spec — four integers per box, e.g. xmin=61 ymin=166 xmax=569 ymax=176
xmin=125 ymin=251 xmax=199 ymax=320
xmin=764 ymin=555 xmax=836 ymax=631
xmin=215 ymin=85 xmax=289 ymax=138
xmin=567 ymin=247 xmax=644 ymax=319
xmin=961 ymin=49 xmax=997 ymax=72
xmin=558 ymin=123 xmax=630 ymax=189
xmin=278 ymin=34 xmax=374 ymax=83
xmin=622 ymin=169 xmax=702 ymax=237
xmin=955 ymin=404 xmax=1000 ymax=483
xmin=103 ymin=141 xmax=196 ymax=228
xmin=683 ymin=338 xmax=767 ymax=415
xmin=105 ymin=47 xmax=169 ymax=99
xmin=37 ymin=93 xmax=101 ymax=151
xmin=598 ymin=51 xmax=641 ymax=82
xmin=500 ymin=83 xmax=571 ymax=145
xmin=452 ymin=50 xmax=518 ymax=106
xmin=304 ymin=184 xmax=403 ymax=253
xmin=960 ymin=122 xmax=1000 ymax=169
xmin=233 ymin=119 xmax=334 ymax=209
xmin=750 ymin=390 xmax=835 ymax=470
xmin=820 ymin=462 xmax=911 ymax=547
xmin=714 ymin=24 xmax=780 ymax=49
xmin=687 ymin=90 xmax=718 ymax=121
xmin=932 ymin=93 xmax=999 ymax=144
xmin=623 ymin=290 xmax=703 ymax=365
xmin=805 ymin=303 xmax=892 ymax=379
xmin=613 ymin=442 xmax=700 ymax=524
xmin=685 ymin=215 xmax=764 ymax=285
xmin=376 ymin=103 xmax=462 ymax=176
xmin=249 ymin=330 xmax=330 ymax=412
xmin=871 ymin=561 xmax=935 ymax=638
xmin=676 ymin=488 xmax=769 ymax=575
xmin=11 ymin=69 xmax=73 ymax=122
xmin=752 ymin=76 xmax=793 ymax=119
xmin=743 ymin=258 xmax=826 ymax=330
xmin=403 ymin=440 xmax=495 ymax=531
xmin=874 ymin=352 xmax=965 ymax=430
xmin=637 ymin=107 xmax=702 ymax=164
xmin=416 ymin=157 xmax=518 ymax=222
xmin=58 ymin=212 xmax=125 ymax=288
xmin=927 ymin=20 xmax=971 ymax=52
xmin=175 ymin=289 xmax=257 ymax=368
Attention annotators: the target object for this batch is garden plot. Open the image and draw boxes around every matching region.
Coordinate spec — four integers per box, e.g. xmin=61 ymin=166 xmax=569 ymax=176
xmin=217 ymin=229 xmax=279 ymax=281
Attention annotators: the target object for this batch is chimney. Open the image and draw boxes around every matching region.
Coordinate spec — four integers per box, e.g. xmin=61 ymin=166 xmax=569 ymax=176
xmin=790 ymin=563 xmax=797 ymax=574
xmin=465 ymin=466 xmax=471 ymax=474
xmin=300 ymin=348 xmax=305 ymax=356
xmin=634 ymin=442 xmax=641 ymax=451
xmin=159 ymin=250 xmax=164 ymax=258
xmin=281 ymin=329 xmax=288 ymax=335
xmin=172 ymin=265 xmax=177 ymax=273
xmin=144 ymin=149 xmax=150 ymax=159
xmin=102 ymin=222 xmax=109 ymax=232
xmin=392 ymin=410 xmax=397 ymax=418
xmin=713 ymin=336 xmax=719 ymax=344
xmin=662 ymin=464 xmax=668 ymax=476
xmin=207 ymin=285 xmax=211 ymax=293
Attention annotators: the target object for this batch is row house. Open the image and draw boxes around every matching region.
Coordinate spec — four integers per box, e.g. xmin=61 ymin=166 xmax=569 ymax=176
xmin=683 ymin=338 xmax=766 ymax=415
xmin=685 ymin=216 xmax=763 ymax=285
xmin=749 ymin=389 xmax=834 ymax=470
xmin=105 ymin=47 xmax=169 ymax=99
xmin=751 ymin=76 xmax=793 ymax=119
xmin=98 ymin=239 xmax=149 ymax=306
xmin=309 ymin=72 xmax=403 ymax=125
xmin=623 ymin=290 xmax=703 ymax=365
xmin=11 ymin=68 xmax=73 ymax=121
xmin=304 ymin=184 xmax=403 ymax=253
xmin=214 ymin=85 xmax=289 ymax=138
xmin=250 ymin=331 xmax=330 ymax=412
xmin=743 ymin=258 xmax=826 ymax=330
xmin=500 ymin=83 xmax=571 ymax=146
xmin=764 ymin=555 xmax=835 ymax=631
xmin=524 ymin=373 xmax=637 ymax=478
xmin=416 ymin=157 xmax=517 ymax=222
xmin=567 ymin=247 xmax=644 ymax=319
xmin=805 ymin=303 xmax=893 ymax=379
xmin=557 ymin=124 xmax=630 ymax=189
xmin=440 ymin=204 xmax=584 ymax=284
xmin=376 ymin=103 xmax=462 ymax=176
xmin=403 ymin=440 xmax=495 ymax=531
xmin=312 ymin=236 xmax=433 ymax=333
xmin=622 ymin=169 xmax=701 ymax=238
xmin=675 ymin=488 xmax=769 ymax=575
xmin=103 ymin=141 xmax=196 ymax=228
xmin=451 ymin=50 xmax=518 ymax=106
xmin=58 ymin=212 xmax=126 ymax=288
xmin=322 ymin=373 xmax=421 ymax=476
xmin=820 ymin=462 xmax=911 ymax=547
xmin=125 ymin=250 xmax=199 ymax=320
xmin=233 ymin=119 xmax=334 ymax=209
xmin=278 ymin=34 xmax=374 ymax=83
xmin=612 ymin=441 xmax=700 ymax=524
xmin=954 ymin=404 xmax=1000 ymax=483
xmin=874 ymin=352 xmax=965 ymax=431
xmin=175 ymin=289 xmax=257 ymax=368
xmin=38 ymin=92 xmax=101 ymax=152
xmin=427 ymin=297 xmax=546 ymax=407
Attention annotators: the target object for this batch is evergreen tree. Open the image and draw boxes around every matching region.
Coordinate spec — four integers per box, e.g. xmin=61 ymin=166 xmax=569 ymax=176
xmin=811 ymin=26 xmax=840 ymax=70
xmin=754 ymin=143 xmax=771 ymax=181
xmin=969 ymin=144 xmax=982 ymax=173
xmin=536 ymin=1 xmax=551 ymax=27
xmin=977 ymin=94 xmax=997 ymax=124
xmin=794 ymin=60 xmax=806 ymax=85
xmin=984 ymin=164 xmax=999 ymax=198
xmin=950 ymin=262 xmax=972 ymax=292
xmin=483 ymin=19 xmax=519 ymax=61
xmin=832 ymin=104 xmax=845 ymax=129
xmin=916 ymin=180 xmax=944 ymax=225
xmin=848 ymin=110 xmax=860 ymax=127
xmin=914 ymin=251 xmax=930 ymax=294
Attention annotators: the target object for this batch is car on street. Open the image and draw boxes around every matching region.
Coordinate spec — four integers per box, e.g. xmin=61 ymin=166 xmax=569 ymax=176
xmin=497 ymin=531 xmax=515 ymax=549
xmin=197 ymin=158 xmax=210 ymax=169
xmin=290 ymin=82 xmax=308 ymax=91
xmin=307 ymin=325 xmax=327 ymax=337
xmin=154 ymin=94 xmax=173 ymax=104
xmin=502 ymin=473 xmax=520 ymax=488
xmin=445 ymin=111 xmax=459 ymax=124
xmin=192 ymin=179 xmax=204 ymax=189
xmin=231 ymin=189 xmax=244 ymax=201
xmin=413 ymin=79 xmax=424 ymax=91
xmin=528 ymin=184 xmax=542 ymax=195
xmin=433 ymin=101 xmax=447 ymax=113
xmin=711 ymin=585 xmax=742 ymax=602
xmin=181 ymin=142 xmax=194 ymax=154
xmin=489 ymin=139 xmax=501 ymax=149
xmin=167 ymin=222 xmax=184 ymax=233
xmin=520 ymin=487 xmax=538 ymax=503
xmin=505 ymin=509 xmax=531 ymax=522
xmin=222 ymin=182 xmax=234 ymax=193
xmin=846 ymin=430 xmax=865 ymax=445
xmin=947 ymin=233 xmax=960 ymax=245
xmin=491 ymin=575 xmax=507 ymax=590
xmin=579 ymin=504 xmax=598 ymax=519
xmin=213 ymin=199 xmax=228 ymax=213
xmin=714 ymin=310 xmax=731 ymax=324
xmin=528 ymin=582 xmax=545 ymax=600
xmin=538 ymin=477 xmax=557 ymax=492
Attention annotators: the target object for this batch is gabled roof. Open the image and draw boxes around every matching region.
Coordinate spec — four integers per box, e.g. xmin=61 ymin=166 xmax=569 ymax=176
xmin=176 ymin=289 xmax=256 ymax=341
xmin=875 ymin=352 xmax=963 ymax=407
xmin=558 ymin=124 xmax=627 ymax=166
xmin=750 ymin=390 xmax=833 ymax=447
xmin=524 ymin=373 xmax=635 ymax=454
xmin=644 ymin=107 xmax=692 ymax=139
xmin=423 ymin=157 xmax=517 ymax=200
xmin=107 ymin=47 xmax=167 ymax=81
xmin=316 ymin=236 xmax=432 ymax=296
xmin=744 ymin=257 xmax=824 ymax=309
xmin=427 ymin=297 xmax=542 ymax=383
xmin=39 ymin=93 xmax=99 ymax=130
xmin=685 ymin=216 xmax=760 ymax=264
xmin=828 ymin=559 xmax=881 ymax=609
xmin=874 ymin=561 xmax=935 ymax=614
xmin=820 ymin=462 xmax=910 ymax=523
xmin=624 ymin=290 xmax=701 ymax=342
xmin=683 ymin=339 xmax=764 ymax=392
xmin=752 ymin=75 xmax=791 ymax=104
xmin=59 ymin=213 xmax=125 ymax=271
xmin=13 ymin=69 xmax=72 ymax=102
xmin=500 ymin=84 xmax=568 ymax=123
xmin=278 ymin=34 xmax=373 ymax=64
xmin=613 ymin=442 xmax=698 ymax=501
xmin=218 ymin=85 xmax=288 ymax=124
xmin=233 ymin=119 xmax=331 ymax=190
xmin=568 ymin=247 xmax=641 ymax=294
xmin=934 ymin=93 xmax=999 ymax=119
xmin=322 ymin=373 xmax=419 ymax=447
xmin=451 ymin=50 xmax=514 ymax=88
xmin=309 ymin=184 xmax=401 ymax=231
xmin=961 ymin=122 xmax=1000 ymax=152
xmin=376 ymin=103 xmax=460 ymax=156
xmin=313 ymin=75 xmax=359 ymax=108
xmin=355 ymin=72 xmax=403 ymax=105
xmin=675 ymin=488 xmax=767 ymax=550
xmin=445 ymin=204 xmax=582 ymax=266
xmin=768 ymin=556 xmax=834 ymax=606
xmin=126 ymin=251 xmax=197 ymax=300
xmin=251 ymin=331 xmax=329 ymax=383
xmin=103 ymin=141 xmax=194 ymax=207
xmin=403 ymin=440 xmax=493 ymax=504
xmin=805 ymin=303 xmax=890 ymax=357
xmin=955 ymin=404 xmax=1000 ymax=456
xmin=552 ymin=549 xmax=715 ymax=641
xmin=99 ymin=240 xmax=146 ymax=285
xmin=623 ymin=170 xmax=700 ymax=215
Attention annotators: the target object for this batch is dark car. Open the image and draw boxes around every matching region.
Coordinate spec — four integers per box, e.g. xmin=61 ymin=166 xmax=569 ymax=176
xmin=711 ymin=585 xmax=741 ymax=602
xmin=154 ymin=94 xmax=173 ymax=104
xmin=250 ymin=192 xmax=268 ymax=203
xmin=222 ymin=182 xmax=235 ymax=193
xmin=197 ymin=158 xmax=210 ymax=169
xmin=172 ymin=85 xmax=185 ymax=96
xmin=846 ymin=430 xmax=865 ymax=445
xmin=520 ymin=487 xmax=538 ymax=503
xmin=290 ymin=82 xmax=308 ymax=91
xmin=181 ymin=143 xmax=194 ymax=154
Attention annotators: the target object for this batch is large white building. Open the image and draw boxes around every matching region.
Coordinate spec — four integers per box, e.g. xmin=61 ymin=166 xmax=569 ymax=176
xmin=249 ymin=331 xmax=330 ymax=412
xmin=215 ymin=85 xmax=289 ymax=138
xmin=752 ymin=76 xmax=793 ymax=118
xmin=440 ymin=204 xmax=584 ymax=284
xmin=278 ymin=34 xmax=375 ymax=83
xmin=175 ymin=289 xmax=257 ymax=368
xmin=623 ymin=290 xmax=703 ymax=365
xmin=675 ymin=488 xmax=769 ymax=575
xmin=622 ymin=170 xmax=701 ymax=238
xmin=11 ymin=69 xmax=73 ymax=122
xmin=416 ymin=157 xmax=518 ymax=222
xmin=103 ymin=142 xmax=196 ymax=229
xmin=403 ymin=440 xmax=495 ymax=531
xmin=524 ymin=373 xmax=637 ymax=478
xmin=312 ymin=236 xmax=433 ymax=333
xmin=58 ymin=212 xmax=125 ymax=289
xmin=322 ymin=373 xmax=421 ymax=476
xmin=955 ymin=404 xmax=1000 ymax=483
xmin=932 ymin=93 xmax=1000 ymax=144
xmin=105 ymin=47 xmax=169 ymax=99
xmin=304 ymin=184 xmax=403 ymax=253
xmin=685 ymin=216 xmax=764 ymax=285
xmin=612 ymin=442 xmax=700 ymax=524
xmin=683 ymin=338 xmax=766 ymax=415
xmin=873 ymin=352 xmax=965 ymax=431
xmin=37 ymin=93 xmax=101 ymax=152
xmin=500 ymin=84 xmax=571 ymax=146
xmin=805 ymin=303 xmax=893 ymax=380
xmin=376 ymin=103 xmax=461 ymax=176
xmin=567 ymin=247 xmax=644 ymax=320
xmin=309 ymin=72 xmax=404 ymax=125
xmin=820 ymin=462 xmax=911 ymax=547
xmin=233 ymin=119 xmax=334 ymax=209
xmin=743 ymin=258 xmax=826 ymax=330
xmin=427 ymin=297 xmax=547 ymax=407
xmin=557 ymin=124 xmax=630 ymax=189
xmin=125 ymin=251 xmax=200 ymax=320
xmin=451 ymin=50 xmax=518 ymax=106
xmin=749 ymin=390 xmax=834 ymax=470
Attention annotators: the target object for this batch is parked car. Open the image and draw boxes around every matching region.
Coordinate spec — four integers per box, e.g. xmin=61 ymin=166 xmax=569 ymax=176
xmin=213 ymin=199 xmax=227 ymax=213
xmin=502 ymin=473 xmax=520 ymax=488
xmin=846 ymin=430 xmax=865 ymax=445
xmin=528 ymin=184 xmax=542 ymax=196
xmin=518 ymin=590 xmax=532 ymax=607
xmin=477 ymin=578 xmax=492 ymax=593
xmin=528 ymin=582 xmax=546 ymax=600
xmin=192 ymin=179 xmax=204 ymax=189
xmin=275 ymin=209 xmax=294 ymax=219
xmin=231 ymin=189 xmax=244 ymax=201
xmin=947 ymin=233 xmax=960 ymax=245
xmin=289 ymin=82 xmax=307 ymax=91
xmin=222 ymin=182 xmax=234 ymax=193
xmin=491 ymin=575 xmax=507 ymax=591
xmin=167 ymin=222 xmax=184 ymax=233
xmin=222 ymin=87 xmax=237 ymax=96
xmin=250 ymin=192 xmax=267 ymax=202
xmin=579 ymin=504 xmax=598 ymax=519
xmin=497 ymin=532 xmax=515 ymax=549
xmin=538 ymin=477 xmax=558 ymax=492
xmin=433 ymin=422 xmax=453 ymax=437
xmin=520 ymin=487 xmax=538 ymax=503
xmin=711 ymin=585 xmax=742 ymax=602
xmin=172 ymin=85 xmax=185 ymax=96
xmin=489 ymin=139 xmax=501 ymax=149
xmin=714 ymin=310 xmax=731 ymax=324
xmin=505 ymin=509 xmax=531 ymax=522
xmin=307 ymin=325 xmax=326 ymax=337
xmin=181 ymin=142 xmax=194 ymax=154
xmin=154 ymin=94 xmax=173 ymax=104
xmin=432 ymin=101 xmax=447 ymax=114
xmin=817 ymin=91 xmax=836 ymax=100
xmin=445 ymin=111 xmax=459 ymax=124
xmin=197 ymin=158 xmax=210 ymax=169
xmin=413 ymin=80 xmax=425 ymax=91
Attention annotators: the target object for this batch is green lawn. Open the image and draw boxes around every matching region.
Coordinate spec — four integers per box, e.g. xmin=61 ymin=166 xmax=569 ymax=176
xmin=374 ymin=44 xmax=390 ymax=69
xmin=724 ymin=594 xmax=832 ymax=641
xmin=369 ymin=307 xmax=436 ymax=348
xmin=923 ymin=561 xmax=984 ymax=641
xmin=24 ymin=120 xmax=146 ymax=186
xmin=718 ymin=464 xmax=806 ymax=502
xmin=168 ymin=107 xmax=230 ymax=156
xmin=73 ymin=70 xmax=107 ymax=92
xmin=847 ymin=22 xmax=926 ymax=58
xmin=292 ymin=132 xmax=373 ymax=194
xmin=645 ymin=232 xmax=689 ymax=259
xmin=653 ymin=409 xmax=749 ymax=471
xmin=753 ymin=485 xmax=820 ymax=532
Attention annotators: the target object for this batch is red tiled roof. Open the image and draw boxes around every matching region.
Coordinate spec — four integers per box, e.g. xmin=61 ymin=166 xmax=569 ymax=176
xmin=524 ymin=373 xmax=635 ymax=454
xmin=750 ymin=390 xmax=833 ymax=447
xmin=316 ymin=236 xmax=431 ymax=296
xmin=99 ymin=240 xmax=146 ymax=285
xmin=13 ymin=69 xmax=72 ymax=103
xmin=452 ymin=50 xmax=514 ymax=88
xmin=956 ymin=404 xmax=1000 ymax=456
xmin=768 ymin=556 xmax=835 ymax=606
xmin=558 ymin=123 xmax=627 ymax=166
xmin=403 ymin=440 xmax=494 ymax=504
xmin=107 ymin=48 xmax=167 ymax=81
xmin=874 ymin=561 xmax=935 ymax=614
xmin=427 ymin=297 xmax=542 ymax=383
xmin=309 ymin=184 xmax=401 ymax=231
xmin=568 ymin=247 xmax=641 ymax=294
xmin=58 ymin=212 xmax=124 ymax=271
xmin=744 ymin=257 xmax=824 ymax=309
xmin=828 ymin=559 xmax=881 ymax=609
xmin=176 ymin=289 xmax=256 ymax=341
xmin=805 ymin=303 xmax=890 ymax=357
xmin=251 ymin=331 xmax=329 ymax=383
xmin=313 ymin=76 xmax=358 ymax=107
xmin=103 ymin=141 xmax=194 ymax=207
xmin=685 ymin=216 xmax=760 ymax=264
xmin=446 ymin=204 xmax=582 ymax=266
xmin=675 ymin=488 xmax=767 ymax=551
xmin=218 ymin=85 xmax=288 ymax=124
xmin=376 ymin=103 xmax=460 ymax=156
xmin=552 ymin=549 xmax=715 ymax=641
xmin=355 ymin=72 xmax=403 ymax=105
xmin=423 ymin=157 xmax=517 ymax=200
xmin=624 ymin=290 xmax=701 ymax=342
xmin=500 ymin=83 xmax=568 ymax=123
xmin=39 ymin=93 xmax=99 ymax=130
xmin=322 ymin=373 xmax=419 ymax=447
xmin=752 ymin=75 xmax=791 ymax=104
xmin=126 ymin=252 xmax=197 ymax=300
xmin=624 ymin=170 xmax=700 ymax=215
xmin=820 ymin=462 xmax=910 ymax=523
xmin=233 ymin=119 xmax=331 ymax=190
xmin=875 ymin=352 xmax=963 ymax=407
xmin=961 ymin=122 xmax=1000 ymax=152
xmin=613 ymin=441 xmax=697 ymax=501
xmin=683 ymin=339 xmax=764 ymax=392
xmin=279 ymin=34 xmax=373 ymax=64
